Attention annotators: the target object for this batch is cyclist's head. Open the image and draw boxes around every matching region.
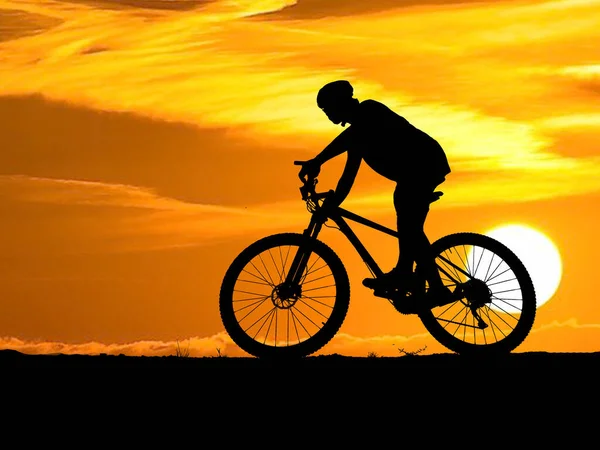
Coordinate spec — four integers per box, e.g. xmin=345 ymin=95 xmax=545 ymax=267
xmin=317 ymin=80 xmax=354 ymax=109
xmin=316 ymin=80 xmax=358 ymax=127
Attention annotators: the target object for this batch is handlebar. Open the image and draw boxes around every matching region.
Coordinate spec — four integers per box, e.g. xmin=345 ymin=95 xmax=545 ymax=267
xmin=294 ymin=160 xmax=334 ymax=210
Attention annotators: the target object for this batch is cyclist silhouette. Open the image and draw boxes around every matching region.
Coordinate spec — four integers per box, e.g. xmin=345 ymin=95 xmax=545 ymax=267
xmin=298 ymin=80 xmax=453 ymax=307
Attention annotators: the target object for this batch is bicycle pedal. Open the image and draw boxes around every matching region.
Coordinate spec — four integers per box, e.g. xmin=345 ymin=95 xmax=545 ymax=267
xmin=373 ymin=289 xmax=392 ymax=299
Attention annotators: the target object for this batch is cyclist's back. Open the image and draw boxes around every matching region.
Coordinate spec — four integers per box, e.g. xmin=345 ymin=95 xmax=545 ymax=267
xmin=344 ymin=99 xmax=450 ymax=188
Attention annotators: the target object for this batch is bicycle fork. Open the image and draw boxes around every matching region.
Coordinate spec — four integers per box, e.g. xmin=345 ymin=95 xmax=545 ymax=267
xmin=284 ymin=214 xmax=325 ymax=290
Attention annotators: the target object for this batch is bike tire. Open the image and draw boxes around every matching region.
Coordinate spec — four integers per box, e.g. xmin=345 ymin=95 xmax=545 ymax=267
xmin=419 ymin=232 xmax=536 ymax=356
xmin=219 ymin=233 xmax=350 ymax=359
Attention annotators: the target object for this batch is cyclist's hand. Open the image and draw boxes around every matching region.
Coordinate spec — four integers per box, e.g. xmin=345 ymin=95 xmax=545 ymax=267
xmin=297 ymin=158 xmax=321 ymax=182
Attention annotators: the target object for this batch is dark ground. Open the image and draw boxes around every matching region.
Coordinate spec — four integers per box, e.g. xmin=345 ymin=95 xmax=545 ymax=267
xmin=4 ymin=349 xmax=597 ymax=435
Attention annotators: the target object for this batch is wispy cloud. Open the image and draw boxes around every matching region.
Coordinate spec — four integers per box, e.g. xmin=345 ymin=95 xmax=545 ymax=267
xmin=249 ymin=0 xmax=529 ymax=20
xmin=2 ymin=318 xmax=598 ymax=357
xmin=0 ymin=7 xmax=62 ymax=42
xmin=1 ymin=0 xmax=599 ymax=206
xmin=0 ymin=174 xmax=308 ymax=252
xmin=0 ymin=332 xmax=234 ymax=357
xmin=59 ymin=0 xmax=213 ymax=12
xmin=0 ymin=174 xmax=244 ymax=212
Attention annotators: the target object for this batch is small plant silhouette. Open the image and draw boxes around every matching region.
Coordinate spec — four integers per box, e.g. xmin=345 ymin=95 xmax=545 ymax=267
xmin=395 ymin=345 xmax=427 ymax=356
xmin=367 ymin=351 xmax=379 ymax=358
xmin=175 ymin=340 xmax=190 ymax=358
xmin=215 ymin=347 xmax=228 ymax=358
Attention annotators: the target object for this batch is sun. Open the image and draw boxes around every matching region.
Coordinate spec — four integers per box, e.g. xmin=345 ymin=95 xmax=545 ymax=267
xmin=484 ymin=224 xmax=562 ymax=308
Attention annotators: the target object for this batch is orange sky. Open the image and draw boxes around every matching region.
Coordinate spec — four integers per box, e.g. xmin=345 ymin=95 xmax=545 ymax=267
xmin=1 ymin=0 xmax=599 ymax=357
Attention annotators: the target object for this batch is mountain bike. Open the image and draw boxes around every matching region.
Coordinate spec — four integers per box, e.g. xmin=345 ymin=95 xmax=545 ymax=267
xmin=219 ymin=161 xmax=537 ymax=359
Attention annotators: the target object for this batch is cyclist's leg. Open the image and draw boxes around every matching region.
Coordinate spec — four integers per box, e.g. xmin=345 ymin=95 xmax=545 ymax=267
xmin=393 ymin=184 xmax=444 ymax=290
xmin=393 ymin=184 xmax=425 ymax=279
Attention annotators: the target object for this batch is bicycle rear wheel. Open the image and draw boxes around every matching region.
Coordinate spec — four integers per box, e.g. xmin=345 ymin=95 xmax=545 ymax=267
xmin=219 ymin=233 xmax=350 ymax=359
xmin=419 ymin=232 xmax=536 ymax=355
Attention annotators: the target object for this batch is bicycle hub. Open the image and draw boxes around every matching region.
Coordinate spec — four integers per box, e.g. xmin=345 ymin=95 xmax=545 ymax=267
xmin=462 ymin=279 xmax=492 ymax=307
xmin=272 ymin=283 xmax=301 ymax=309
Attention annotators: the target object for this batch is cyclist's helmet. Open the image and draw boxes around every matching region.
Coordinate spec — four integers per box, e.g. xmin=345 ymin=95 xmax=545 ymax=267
xmin=317 ymin=80 xmax=354 ymax=109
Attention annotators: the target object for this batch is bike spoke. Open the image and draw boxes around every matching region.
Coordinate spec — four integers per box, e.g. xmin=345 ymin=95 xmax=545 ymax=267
xmin=234 ymin=297 xmax=270 ymax=314
xmin=262 ymin=309 xmax=276 ymax=345
xmin=293 ymin=305 xmax=322 ymax=331
xmin=486 ymin=276 xmax=519 ymax=288
xmin=232 ymin=293 xmax=271 ymax=302
xmin=237 ymin=297 xmax=271 ymax=324
xmin=472 ymin=245 xmax=484 ymax=277
xmin=482 ymin=307 xmax=499 ymax=342
xmin=292 ymin=308 xmax=314 ymax=339
xmin=302 ymin=272 xmax=334 ymax=286
xmin=492 ymin=295 xmax=523 ymax=311
xmin=486 ymin=265 xmax=513 ymax=285
xmin=301 ymin=258 xmax=329 ymax=284
xmin=257 ymin=253 xmax=277 ymax=286
xmin=268 ymin=247 xmax=285 ymax=285
xmin=279 ymin=246 xmax=292 ymax=283
xmin=486 ymin=303 xmax=520 ymax=329
xmin=484 ymin=257 xmax=505 ymax=284
xmin=461 ymin=245 xmax=472 ymax=276
xmin=437 ymin=249 xmax=465 ymax=284
xmin=297 ymin=297 xmax=332 ymax=320
xmin=241 ymin=266 xmax=272 ymax=286
xmin=253 ymin=308 xmax=277 ymax=342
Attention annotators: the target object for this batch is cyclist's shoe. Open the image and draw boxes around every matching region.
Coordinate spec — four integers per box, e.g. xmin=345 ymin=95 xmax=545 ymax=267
xmin=425 ymin=285 xmax=455 ymax=308
xmin=362 ymin=270 xmax=416 ymax=292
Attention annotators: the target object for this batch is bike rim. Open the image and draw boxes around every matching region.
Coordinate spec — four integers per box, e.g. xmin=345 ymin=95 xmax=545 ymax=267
xmin=230 ymin=244 xmax=339 ymax=349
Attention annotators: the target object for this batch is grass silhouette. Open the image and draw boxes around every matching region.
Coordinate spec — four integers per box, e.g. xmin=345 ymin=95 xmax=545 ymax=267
xmin=4 ymin=348 xmax=600 ymax=372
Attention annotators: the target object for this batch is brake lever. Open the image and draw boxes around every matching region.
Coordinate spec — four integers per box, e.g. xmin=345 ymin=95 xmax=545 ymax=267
xmin=299 ymin=178 xmax=318 ymax=200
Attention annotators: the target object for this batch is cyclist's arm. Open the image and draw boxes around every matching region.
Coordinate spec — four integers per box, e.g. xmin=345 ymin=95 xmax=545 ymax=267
xmin=330 ymin=149 xmax=361 ymax=206
xmin=314 ymin=127 xmax=353 ymax=165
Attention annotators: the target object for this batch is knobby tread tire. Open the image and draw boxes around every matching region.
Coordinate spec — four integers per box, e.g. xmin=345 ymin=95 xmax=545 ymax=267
xmin=219 ymin=233 xmax=350 ymax=359
xmin=419 ymin=232 xmax=537 ymax=356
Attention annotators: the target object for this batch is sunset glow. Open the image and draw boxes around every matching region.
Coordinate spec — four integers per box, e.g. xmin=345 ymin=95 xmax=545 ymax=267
xmin=1 ymin=0 xmax=599 ymax=357
xmin=486 ymin=223 xmax=562 ymax=308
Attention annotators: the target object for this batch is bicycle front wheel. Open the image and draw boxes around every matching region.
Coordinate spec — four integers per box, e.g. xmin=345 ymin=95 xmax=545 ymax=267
xmin=419 ymin=232 xmax=537 ymax=356
xmin=219 ymin=233 xmax=350 ymax=359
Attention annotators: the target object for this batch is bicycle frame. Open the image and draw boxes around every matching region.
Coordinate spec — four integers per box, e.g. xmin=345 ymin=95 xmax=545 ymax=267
xmin=285 ymin=202 xmax=469 ymax=289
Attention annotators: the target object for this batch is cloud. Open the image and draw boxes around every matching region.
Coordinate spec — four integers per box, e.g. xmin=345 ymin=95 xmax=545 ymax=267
xmin=0 ymin=332 xmax=234 ymax=357
xmin=3 ymin=318 xmax=598 ymax=357
xmin=2 ymin=0 xmax=599 ymax=199
xmin=0 ymin=174 xmax=309 ymax=254
xmin=58 ymin=0 xmax=213 ymax=11
xmin=2 ymin=93 xmax=599 ymax=258
xmin=249 ymin=0 xmax=526 ymax=20
xmin=0 ymin=8 xmax=63 ymax=43
xmin=318 ymin=318 xmax=600 ymax=356
xmin=0 ymin=94 xmax=301 ymax=207
xmin=0 ymin=174 xmax=243 ymax=213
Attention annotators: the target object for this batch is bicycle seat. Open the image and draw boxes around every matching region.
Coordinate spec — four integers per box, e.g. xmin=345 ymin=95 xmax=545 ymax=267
xmin=430 ymin=191 xmax=443 ymax=203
